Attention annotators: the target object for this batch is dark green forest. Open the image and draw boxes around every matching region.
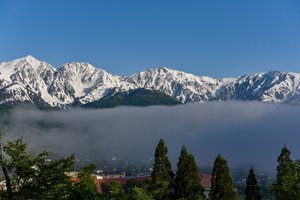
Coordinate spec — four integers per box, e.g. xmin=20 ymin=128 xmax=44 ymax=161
xmin=81 ymin=88 xmax=181 ymax=108
xmin=0 ymin=135 xmax=299 ymax=200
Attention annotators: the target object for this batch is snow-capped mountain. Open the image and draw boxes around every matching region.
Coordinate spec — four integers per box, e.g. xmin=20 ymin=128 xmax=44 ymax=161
xmin=48 ymin=62 xmax=134 ymax=105
xmin=0 ymin=55 xmax=300 ymax=108
xmin=0 ymin=56 xmax=135 ymax=107
xmin=127 ymin=67 xmax=220 ymax=103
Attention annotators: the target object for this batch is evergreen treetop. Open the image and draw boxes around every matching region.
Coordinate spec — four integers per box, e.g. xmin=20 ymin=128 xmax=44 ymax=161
xmin=209 ymin=154 xmax=237 ymax=200
xmin=245 ymin=167 xmax=261 ymax=200
xmin=174 ymin=145 xmax=205 ymax=200
xmin=150 ymin=138 xmax=173 ymax=200
xmin=272 ymin=146 xmax=298 ymax=200
xmin=151 ymin=138 xmax=173 ymax=183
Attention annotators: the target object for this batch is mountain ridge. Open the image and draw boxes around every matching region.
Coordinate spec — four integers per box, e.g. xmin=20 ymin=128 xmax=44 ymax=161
xmin=0 ymin=55 xmax=300 ymax=108
xmin=81 ymin=88 xmax=181 ymax=108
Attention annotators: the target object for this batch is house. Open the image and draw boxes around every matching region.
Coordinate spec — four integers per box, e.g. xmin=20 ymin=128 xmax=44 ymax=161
xmin=201 ymin=173 xmax=212 ymax=196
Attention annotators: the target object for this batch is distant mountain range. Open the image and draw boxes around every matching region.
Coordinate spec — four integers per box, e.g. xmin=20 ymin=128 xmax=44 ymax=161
xmin=0 ymin=55 xmax=300 ymax=108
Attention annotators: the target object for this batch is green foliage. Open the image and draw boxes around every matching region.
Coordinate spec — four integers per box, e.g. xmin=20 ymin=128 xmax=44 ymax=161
xmin=131 ymin=187 xmax=153 ymax=200
xmin=99 ymin=182 xmax=110 ymax=199
xmin=174 ymin=146 xmax=205 ymax=200
xmin=0 ymin=136 xmax=75 ymax=200
xmin=100 ymin=181 xmax=126 ymax=200
xmin=151 ymin=139 xmax=173 ymax=183
xmin=174 ymin=145 xmax=188 ymax=199
xmin=124 ymin=179 xmax=143 ymax=194
xmin=150 ymin=180 xmax=172 ymax=200
xmin=123 ymin=179 xmax=154 ymax=200
xmin=272 ymin=146 xmax=299 ymax=200
xmin=209 ymin=155 xmax=237 ymax=200
xmin=7 ymin=136 xmax=300 ymax=200
xmin=70 ymin=164 xmax=99 ymax=200
xmin=245 ymin=167 xmax=261 ymax=200
xmin=110 ymin=181 xmax=124 ymax=199
xmin=150 ymin=138 xmax=173 ymax=200
xmin=82 ymin=88 xmax=181 ymax=108
xmin=294 ymin=159 xmax=300 ymax=198
xmin=24 ymin=155 xmax=75 ymax=199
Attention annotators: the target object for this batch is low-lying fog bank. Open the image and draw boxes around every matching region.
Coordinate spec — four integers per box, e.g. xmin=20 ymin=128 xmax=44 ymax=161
xmin=0 ymin=101 xmax=299 ymax=175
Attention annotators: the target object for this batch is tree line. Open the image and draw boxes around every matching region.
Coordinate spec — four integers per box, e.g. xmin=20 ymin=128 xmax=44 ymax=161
xmin=148 ymin=139 xmax=300 ymax=200
xmin=0 ymin=136 xmax=299 ymax=200
xmin=148 ymin=139 xmax=238 ymax=200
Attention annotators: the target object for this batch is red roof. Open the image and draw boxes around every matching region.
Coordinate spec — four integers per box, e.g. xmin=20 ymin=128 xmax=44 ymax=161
xmin=96 ymin=176 xmax=150 ymax=193
xmin=99 ymin=174 xmax=212 ymax=192
xmin=201 ymin=173 xmax=212 ymax=189
xmin=71 ymin=174 xmax=212 ymax=194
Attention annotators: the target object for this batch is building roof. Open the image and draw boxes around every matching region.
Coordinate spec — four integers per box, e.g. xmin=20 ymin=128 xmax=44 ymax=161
xmin=201 ymin=173 xmax=212 ymax=190
xmin=69 ymin=172 xmax=212 ymax=193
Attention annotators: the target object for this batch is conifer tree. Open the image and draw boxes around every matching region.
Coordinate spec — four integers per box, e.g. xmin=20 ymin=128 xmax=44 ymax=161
xmin=294 ymin=159 xmax=300 ymax=198
xmin=272 ymin=146 xmax=297 ymax=200
xmin=174 ymin=146 xmax=205 ymax=200
xmin=209 ymin=154 xmax=237 ymax=200
xmin=173 ymin=145 xmax=188 ymax=199
xmin=245 ymin=167 xmax=261 ymax=200
xmin=151 ymin=138 xmax=173 ymax=199
xmin=151 ymin=138 xmax=173 ymax=183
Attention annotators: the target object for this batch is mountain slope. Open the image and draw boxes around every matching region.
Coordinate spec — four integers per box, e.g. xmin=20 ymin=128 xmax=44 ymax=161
xmin=215 ymin=71 xmax=300 ymax=103
xmin=127 ymin=67 xmax=220 ymax=103
xmin=0 ymin=55 xmax=60 ymax=108
xmin=1 ymin=56 xmax=300 ymax=108
xmin=82 ymin=88 xmax=181 ymax=108
xmin=0 ymin=56 xmax=135 ymax=107
xmin=49 ymin=62 xmax=134 ymax=105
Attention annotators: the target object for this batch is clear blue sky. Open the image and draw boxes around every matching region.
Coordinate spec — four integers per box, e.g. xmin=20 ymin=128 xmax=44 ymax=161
xmin=0 ymin=0 xmax=300 ymax=77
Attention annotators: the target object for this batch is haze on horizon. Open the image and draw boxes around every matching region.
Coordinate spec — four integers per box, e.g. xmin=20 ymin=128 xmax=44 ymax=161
xmin=1 ymin=0 xmax=300 ymax=77
xmin=1 ymin=102 xmax=299 ymax=175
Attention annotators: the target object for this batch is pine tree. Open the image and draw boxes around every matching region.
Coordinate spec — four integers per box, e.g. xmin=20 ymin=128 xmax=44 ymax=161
xmin=245 ymin=167 xmax=261 ymax=200
xmin=151 ymin=138 xmax=173 ymax=199
xmin=174 ymin=146 xmax=205 ymax=200
xmin=272 ymin=146 xmax=297 ymax=200
xmin=151 ymin=138 xmax=173 ymax=183
xmin=173 ymin=145 xmax=188 ymax=199
xmin=209 ymin=154 xmax=237 ymax=200
xmin=294 ymin=159 xmax=300 ymax=198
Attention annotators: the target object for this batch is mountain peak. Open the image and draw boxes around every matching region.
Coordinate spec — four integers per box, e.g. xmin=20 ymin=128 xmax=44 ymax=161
xmin=158 ymin=66 xmax=172 ymax=71
xmin=25 ymin=55 xmax=36 ymax=60
xmin=61 ymin=62 xmax=98 ymax=71
xmin=155 ymin=67 xmax=197 ymax=77
xmin=156 ymin=67 xmax=183 ymax=74
xmin=1 ymin=55 xmax=300 ymax=107
xmin=21 ymin=55 xmax=40 ymax=63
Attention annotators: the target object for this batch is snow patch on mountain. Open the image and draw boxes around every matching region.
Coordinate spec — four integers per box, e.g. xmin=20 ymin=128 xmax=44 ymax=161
xmin=1 ymin=56 xmax=300 ymax=107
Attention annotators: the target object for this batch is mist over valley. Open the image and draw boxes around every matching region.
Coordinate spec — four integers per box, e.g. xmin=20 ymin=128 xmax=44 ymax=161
xmin=0 ymin=102 xmax=298 ymax=176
